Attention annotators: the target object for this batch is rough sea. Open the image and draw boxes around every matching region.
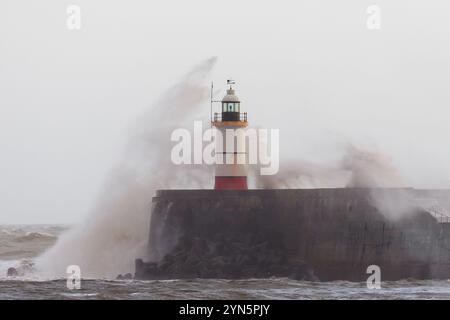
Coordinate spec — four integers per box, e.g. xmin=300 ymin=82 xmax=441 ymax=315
xmin=1 ymin=224 xmax=450 ymax=300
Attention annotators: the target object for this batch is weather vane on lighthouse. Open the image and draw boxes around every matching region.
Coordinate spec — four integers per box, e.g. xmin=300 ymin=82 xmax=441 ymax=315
xmin=211 ymin=80 xmax=248 ymax=190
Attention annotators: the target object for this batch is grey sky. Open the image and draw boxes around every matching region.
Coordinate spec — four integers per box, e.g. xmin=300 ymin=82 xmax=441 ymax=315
xmin=1 ymin=0 xmax=449 ymax=224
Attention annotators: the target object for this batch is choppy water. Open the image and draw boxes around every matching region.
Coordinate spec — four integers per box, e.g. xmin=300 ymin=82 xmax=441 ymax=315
xmin=1 ymin=224 xmax=450 ymax=300
xmin=3 ymin=278 xmax=450 ymax=300
xmin=0 ymin=224 xmax=67 ymax=278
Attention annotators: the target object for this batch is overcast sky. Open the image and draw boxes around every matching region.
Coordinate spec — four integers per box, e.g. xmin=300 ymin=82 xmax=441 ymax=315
xmin=1 ymin=0 xmax=450 ymax=224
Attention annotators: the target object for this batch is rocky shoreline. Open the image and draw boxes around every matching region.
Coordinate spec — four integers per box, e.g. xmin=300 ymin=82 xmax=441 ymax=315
xmin=135 ymin=233 xmax=319 ymax=281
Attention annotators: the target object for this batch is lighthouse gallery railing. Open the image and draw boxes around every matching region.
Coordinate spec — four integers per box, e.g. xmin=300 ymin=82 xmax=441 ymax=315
xmin=213 ymin=112 xmax=247 ymax=122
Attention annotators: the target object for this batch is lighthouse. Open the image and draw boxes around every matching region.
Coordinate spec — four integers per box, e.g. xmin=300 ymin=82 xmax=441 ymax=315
xmin=212 ymin=80 xmax=248 ymax=190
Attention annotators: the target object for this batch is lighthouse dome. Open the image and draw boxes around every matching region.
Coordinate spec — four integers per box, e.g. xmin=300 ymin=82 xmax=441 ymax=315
xmin=222 ymin=89 xmax=240 ymax=102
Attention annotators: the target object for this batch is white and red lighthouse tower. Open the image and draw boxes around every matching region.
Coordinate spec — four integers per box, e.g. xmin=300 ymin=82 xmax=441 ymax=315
xmin=212 ymin=81 xmax=248 ymax=190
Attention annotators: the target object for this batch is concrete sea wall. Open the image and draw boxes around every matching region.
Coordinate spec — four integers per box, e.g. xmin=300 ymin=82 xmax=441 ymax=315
xmin=135 ymin=188 xmax=450 ymax=281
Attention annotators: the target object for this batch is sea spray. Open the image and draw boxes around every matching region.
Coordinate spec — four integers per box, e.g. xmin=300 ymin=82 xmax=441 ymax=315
xmin=35 ymin=58 xmax=217 ymax=279
xmin=342 ymin=144 xmax=406 ymax=188
xmin=251 ymin=143 xmax=405 ymax=190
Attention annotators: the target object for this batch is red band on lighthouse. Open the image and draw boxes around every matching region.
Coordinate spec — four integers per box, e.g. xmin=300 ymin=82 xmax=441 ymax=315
xmin=214 ymin=176 xmax=248 ymax=190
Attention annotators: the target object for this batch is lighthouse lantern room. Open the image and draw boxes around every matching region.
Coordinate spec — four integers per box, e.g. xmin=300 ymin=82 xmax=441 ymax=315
xmin=212 ymin=80 xmax=248 ymax=190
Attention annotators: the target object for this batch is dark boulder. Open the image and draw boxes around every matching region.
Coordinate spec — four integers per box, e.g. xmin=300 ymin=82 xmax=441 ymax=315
xmin=122 ymin=273 xmax=133 ymax=280
xmin=7 ymin=267 xmax=18 ymax=277
xmin=290 ymin=263 xmax=320 ymax=282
